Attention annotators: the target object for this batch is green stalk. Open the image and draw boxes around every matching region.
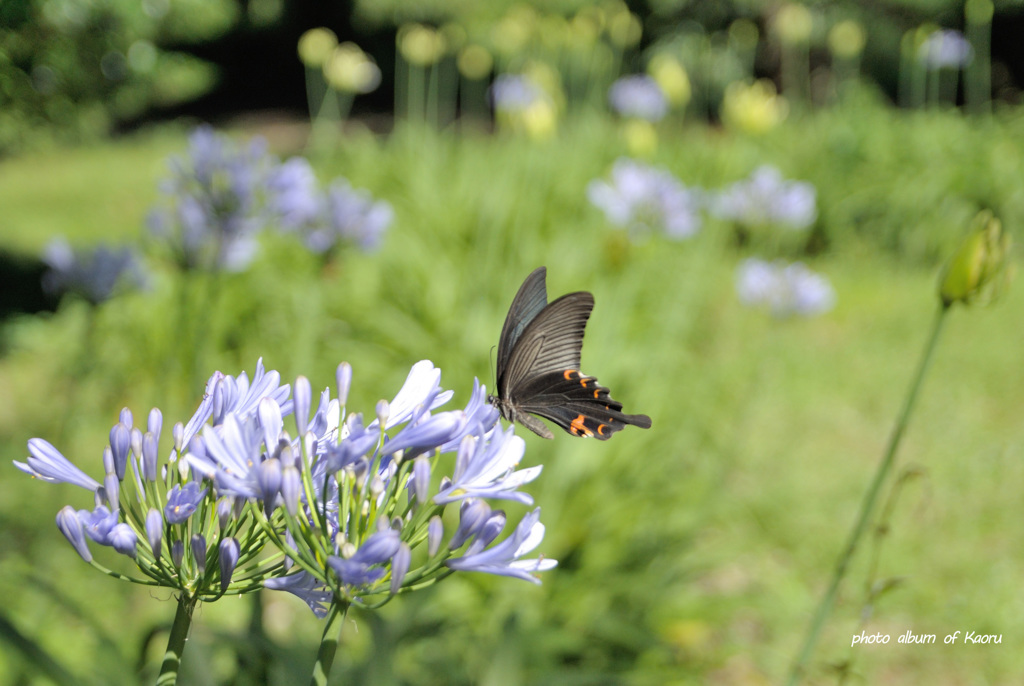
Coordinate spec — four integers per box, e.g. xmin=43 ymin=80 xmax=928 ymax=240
xmin=156 ymin=593 xmax=197 ymax=686
xmin=785 ymin=304 xmax=949 ymax=685
xmin=310 ymin=600 xmax=350 ymax=686
xmin=966 ymin=11 xmax=992 ymax=116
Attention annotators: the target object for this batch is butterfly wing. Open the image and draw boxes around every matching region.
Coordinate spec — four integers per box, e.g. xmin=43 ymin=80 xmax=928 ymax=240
xmin=513 ymin=370 xmax=653 ymax=440
xmin=498 ymin=290 xmax=594 ymax=401
xmin=496 ymin=266 xmax=550 ymax=379
xmin=493 ymin=267 xmax=652 ymax=440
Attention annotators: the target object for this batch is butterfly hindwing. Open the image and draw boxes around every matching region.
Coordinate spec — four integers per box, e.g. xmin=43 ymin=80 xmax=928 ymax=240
xmin=513 ymin=369 xmax=653 ymax=440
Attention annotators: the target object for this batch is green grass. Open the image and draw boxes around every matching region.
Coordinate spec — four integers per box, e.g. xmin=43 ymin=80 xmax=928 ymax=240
xmin=1 ymin=105 xmax=1022 ymax=684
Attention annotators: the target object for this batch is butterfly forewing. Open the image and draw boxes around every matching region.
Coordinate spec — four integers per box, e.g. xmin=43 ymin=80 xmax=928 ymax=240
xmin=497 ymin=266 xmax=550 ymax=376
xmin=499 ymin=292 xmax=593 ymax=400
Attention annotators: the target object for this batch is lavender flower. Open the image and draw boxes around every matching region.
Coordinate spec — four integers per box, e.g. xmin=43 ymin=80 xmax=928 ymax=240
xmin=587 ymin=158 xmax=702 ymax=240
xmin=736 ymin=258 xmax=836 ymax=317
xmin=710 ymin=166 xmax=817 ymax=231
xmin=918 ymin=29 xmax=974 ymax=69
xmin=41 ymin=238 xmax=146 ymax=305
xmin=164 ymin=482 xmax=208 ymax=524
xmin=14 ymin=438 xmax=101 ymax=491
xmin=447 ymin=508 xmax=557 ymax=584
xmin=608 ymin=75 xmax=668 ymax=122
xmin=264 ymin=571 xmax=332 ymax=618
xmin=79 ymin=505 xmax=119 ymax=545
xmin=327 ymin=529 xmax=401 ymax=586
xmin=434 ymin=427 xmax=541 ymax=505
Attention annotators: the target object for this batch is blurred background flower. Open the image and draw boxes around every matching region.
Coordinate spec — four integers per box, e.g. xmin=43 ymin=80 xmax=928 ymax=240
xmin=736 ymin=257 xmax=836 ymax=317
xmin=147 ymin=126 xmax=273 ymax=273
xmin=608 ymin=75 xmax=668 ymax=122
xmin=720 ymin=80 xmax=789 ymax=134
xmin=919 ymin=29 xmax=974 ymax=69
xmin=41 ymin=238 xmax=146 ymax=306
xmin=587 ymin=158 xmax=702 ymax=240
xmin=710 ymin=165 xmax=817 ymax=231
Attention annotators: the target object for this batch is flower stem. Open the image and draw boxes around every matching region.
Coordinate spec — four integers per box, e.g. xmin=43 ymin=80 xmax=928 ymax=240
xmin=156 ymin=593 xmax=197 ymax=686
xmin=785 ymin=304 xmax=949 ymax=685
xmin=310 ymin=600 xmax=349 ymax=686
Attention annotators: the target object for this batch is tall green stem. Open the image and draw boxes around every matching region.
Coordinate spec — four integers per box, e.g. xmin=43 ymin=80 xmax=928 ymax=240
xmin=785 ymin=305 xmax=949 ymax=685
xmin=156 ymin=593 xmax=197 ymax=686
xmin=310 ymin=600 xmax=349 ymax=686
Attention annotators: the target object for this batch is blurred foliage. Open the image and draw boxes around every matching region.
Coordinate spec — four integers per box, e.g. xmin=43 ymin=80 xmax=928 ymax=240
xmin=1 ymin=102 xmax=1024 ymax=682
xmin=353 ymin=0 xmax=1024 ymax=24
xmin=2 ymin=0 xmax=1024 ymax=681
xmin=0 ymin=0 xmax=232 ymax=154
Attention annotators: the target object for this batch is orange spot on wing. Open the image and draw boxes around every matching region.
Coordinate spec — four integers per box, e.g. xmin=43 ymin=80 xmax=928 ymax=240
xmin=570 ymin=414 xmax=593 ymax=437
xmin=597 ymin=424 xmax=608 ymax=436
xmin=563 ymin=369 xmax=577 ymax=380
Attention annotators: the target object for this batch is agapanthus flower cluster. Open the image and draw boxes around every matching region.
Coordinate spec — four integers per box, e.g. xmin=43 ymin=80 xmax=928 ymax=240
xmin=16 ymin=361 xmax=293 ymax=600
xmin=587 ymin=158 xmax=702 ymax=240
xmin=148 ymin=126 xmax=391 ymax=271
xmin=147 ymin=125 xmax=274 ymax=272
xmin=42 ymin=237 xmax=146 ymax=305
xmin=709 ymin=165 xmax=817 ymax=231
xmin=918 ymin=29 xmax=974 ymax=70
xmin=16 ymin=358 xmax=555 ymax=618
xmin=607 ymin=74 xmax=668 ymax=122
xmin=266 ymin=157 xmax=392 ymax=255
xmin=736 ymin=258 xmax=836 ymax=317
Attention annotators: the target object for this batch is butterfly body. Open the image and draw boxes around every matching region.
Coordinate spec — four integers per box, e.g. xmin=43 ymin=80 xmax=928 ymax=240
xmin=489 ymin=267 xmax=652 ymax=440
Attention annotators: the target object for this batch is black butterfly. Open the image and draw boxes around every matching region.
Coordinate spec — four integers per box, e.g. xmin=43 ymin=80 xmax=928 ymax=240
xmin=488 ymin=266 xmax=652 ymax=440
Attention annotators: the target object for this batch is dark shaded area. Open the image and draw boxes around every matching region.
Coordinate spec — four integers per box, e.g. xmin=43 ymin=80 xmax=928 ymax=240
xmin=990 ymin=9 xmax=1024 ymax=102
xmin=134 ymin=1 xmax=1024 ymax=129
xmin=0 ymin=250 xmax=56 ymax=321
xmin=134 ymin=0 xmax=398 ymax=127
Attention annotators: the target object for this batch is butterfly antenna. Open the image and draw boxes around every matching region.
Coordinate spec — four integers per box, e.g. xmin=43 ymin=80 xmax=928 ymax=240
xmin=488 ymin=345 xmax=497 ymax=391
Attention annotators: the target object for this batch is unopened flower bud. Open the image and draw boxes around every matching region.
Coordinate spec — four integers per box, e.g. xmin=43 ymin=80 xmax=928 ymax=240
xmin=281 ymin=465 xmax=301 ymax=516
xmin=390 ymin=542 xmax=411 ymax=595
xmin=219 ymin=537 xmax=240 ymax=592
xmin=939 ymin=210 xmax=1012 ymax=307
xmin=110 ymin=523 xmax=137 ymax=558
xmin=191 ymin=534 xmax=207 ymax=572
xmin=294 ymin=376 xmax=311 ymax=438
xmin=146 ymin=508 xmax=163 ymax=559
xmin=104 ymin=473 xmax=120 ymax=512
xmin=109 ymin=424 xmax=129 ymax=480
xmin=56 ymin=506 xmax=91 ymax=562
xmin=148 ymin=408 xmax=163 ymax=443
xmin=428 ymin=515 xmax=444 ymax=557
xmin=171 ymin=540 xmax=185 ymax=568
xmin=298 ymin=27 xmax=338 ymax=68
xmin=413 ymin=456 xmax=431 ymax=505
